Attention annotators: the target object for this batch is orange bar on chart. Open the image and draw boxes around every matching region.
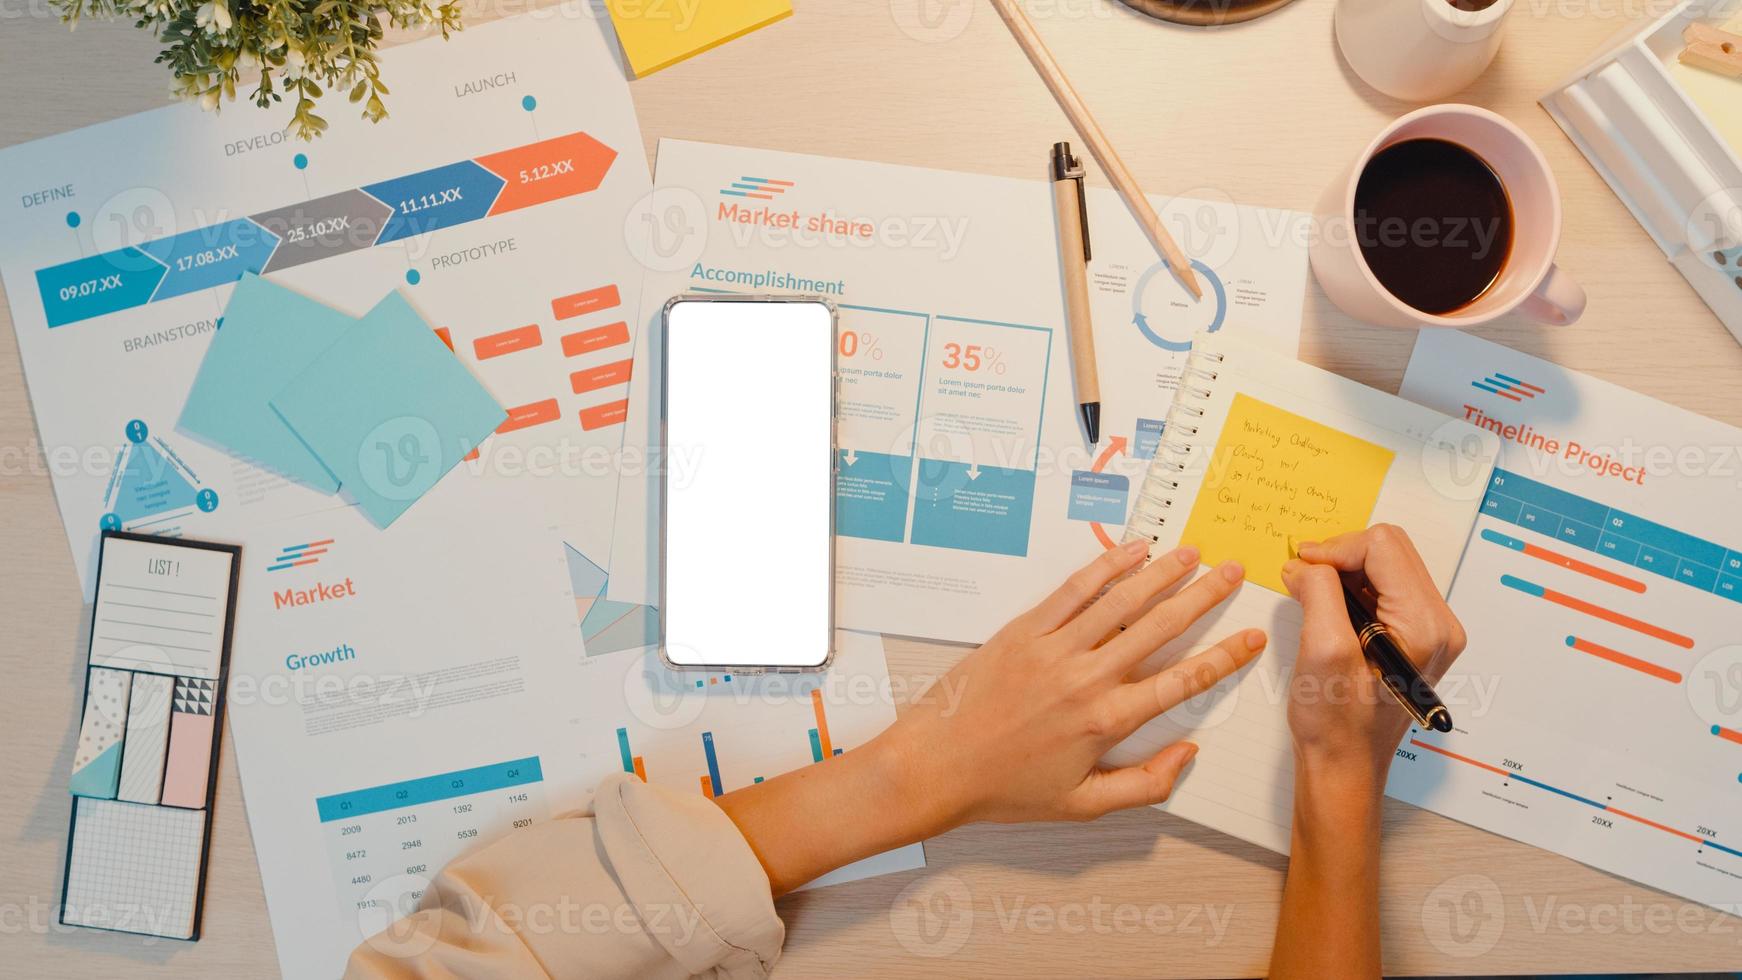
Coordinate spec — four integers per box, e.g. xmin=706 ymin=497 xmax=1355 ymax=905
xmin=810 ymin=689 xmax=834 ymax=758
xmin=474 ymin=324 xmax=543 ymax=360
xmin=477 ymin=132 xmax=618 ymax=216
xmin=699 ymin=775 xmax=714 ymax=799
xmin=1542 ymin=587 xmax=1695 ymax=648
xmin=1715 ymin=725 xmax=1742 ymax=745
xmin=562 ymin=321 xmax=630 ymax=357
xmin=1408 ymin=738 xmax=1508 ymax=776
xmin=552 ymin=285 xmax=620 ymax=321
xmin=498 ymin=398 xmax=561 ymax=433
xmin=1522 ymin=541 xmax=1646 ymax=594
xmin=579 ymin=400 xmax=628 ymax=431
xmin=1565 ymin=636 xmax=1682 ymax=684
xmin=571 ymin=359 xmax=633 ymax=394
xmin=632 ymin=757 xmax=647 ymax=781
xmin=1608 ymin=806 xmax=1703 ymax=843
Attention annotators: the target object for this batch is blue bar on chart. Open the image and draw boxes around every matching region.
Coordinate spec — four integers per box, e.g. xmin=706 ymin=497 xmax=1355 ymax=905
xmin=701 ymin=731 xmax=723 ymax=797
xmin=364 ymin=161 xmax=506 ymax=244
xmin=142 ymin=220 xmax=280 ymax=301
xmin=1482 ymin=468 xmax=1742 ymax=603
xmin=315 ymin=756 xmax=543 ymax=821
xmin=616 ymin=727 xmax=635 ymax=773
xmin=36 ymin=248 xmax=168 ymax=328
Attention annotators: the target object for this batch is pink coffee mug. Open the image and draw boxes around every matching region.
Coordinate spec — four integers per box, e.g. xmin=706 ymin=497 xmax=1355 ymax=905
xmin=1311 ymin=104 xmax=1586 ymax=328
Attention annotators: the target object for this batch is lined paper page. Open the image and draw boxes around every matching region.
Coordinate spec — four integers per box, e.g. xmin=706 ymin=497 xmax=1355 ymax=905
xmin=1108 ymin=332 xmax=1499 ymax=854
xmin=90 ymin=537 xmax=233 ymax=679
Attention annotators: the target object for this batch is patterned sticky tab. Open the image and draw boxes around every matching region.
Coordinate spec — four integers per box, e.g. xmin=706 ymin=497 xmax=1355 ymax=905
xmin=117 ymin=674 xmax=173 ymax=804
xmin=71 ymin=668 xmax=132 ymax=799
xmin=160 ymin=677 xmax=216 ymax=809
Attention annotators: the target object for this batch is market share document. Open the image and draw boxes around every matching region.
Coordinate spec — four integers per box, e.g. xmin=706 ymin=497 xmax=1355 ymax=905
xmin=1390 ymin=330 xmax=1742 ymax=913
xmin=0 ymin=4 xmax=650 ymax=593
xmin=609 ymin=139 xmax=1311 ymax=643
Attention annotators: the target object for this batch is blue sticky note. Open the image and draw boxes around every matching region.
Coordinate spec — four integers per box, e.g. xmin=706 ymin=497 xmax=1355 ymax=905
xmin=177 ymin=273 xmax=352 ymax=492
xmin=269 ymin=291 xmax=505 ymax=527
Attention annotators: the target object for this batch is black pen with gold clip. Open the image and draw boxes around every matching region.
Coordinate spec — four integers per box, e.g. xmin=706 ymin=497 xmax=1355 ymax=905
xmin=1289 ymin=538 xmax=1453 ymax=733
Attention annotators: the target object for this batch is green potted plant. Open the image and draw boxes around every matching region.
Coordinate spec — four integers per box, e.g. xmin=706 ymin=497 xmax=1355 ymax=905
xmin=54 ymin=0 xmax=465 ymax=138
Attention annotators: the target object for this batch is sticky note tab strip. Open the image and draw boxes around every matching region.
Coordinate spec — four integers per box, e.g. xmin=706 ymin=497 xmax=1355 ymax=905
xmin=71 ymin=667 xmax=132 ymax=799
xmin=1180 ymin=393 xmax=1395 ymax=593
xmin=160 ymin=677 xmax=216 ymax=809
xmin=117 ymin=674 xmax=173 ymax=804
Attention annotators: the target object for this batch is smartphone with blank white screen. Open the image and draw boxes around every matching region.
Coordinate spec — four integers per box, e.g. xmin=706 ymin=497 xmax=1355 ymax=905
xmin=659 ymin=295 xmax=836 ymax=672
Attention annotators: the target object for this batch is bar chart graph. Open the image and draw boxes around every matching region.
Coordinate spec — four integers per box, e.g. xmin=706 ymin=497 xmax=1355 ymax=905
xmin=615 ymin=687 xmax=852 ymax=800
xmin=1389 ymin=330 xmax=1742 ymax=914
xmin=1387 ymin=464 xmax=1742 ymax=911
xmin=808 ymin=688 xmax=844 ymax=764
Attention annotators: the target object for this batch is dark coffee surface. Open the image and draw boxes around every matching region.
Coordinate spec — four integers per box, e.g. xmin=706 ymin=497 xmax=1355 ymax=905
xmin=1354 ymin=138 xmax=1513 ymax=315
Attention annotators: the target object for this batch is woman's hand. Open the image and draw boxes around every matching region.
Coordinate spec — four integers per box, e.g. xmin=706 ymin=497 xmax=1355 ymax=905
xmin=717 ymin=539 xmax=1265 ymax=894
xmin=1271 ymin=523 xmax=1469 ymax=980
xmin=880 ymin=539 xmax=1265 ymax=828
xmin=1281 ymin=524 xmax=1468 ymax=781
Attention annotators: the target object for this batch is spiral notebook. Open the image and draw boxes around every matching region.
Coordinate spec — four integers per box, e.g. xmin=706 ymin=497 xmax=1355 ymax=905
xmin=1101 ymin=331 xmax=1500 ymax=853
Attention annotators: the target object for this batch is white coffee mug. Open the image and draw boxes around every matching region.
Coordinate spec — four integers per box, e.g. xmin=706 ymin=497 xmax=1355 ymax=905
xmin=1336 ymin=0 xmax=1511 ymax=102
xmin=1311 ymin=104 xmax=1587 ymax=329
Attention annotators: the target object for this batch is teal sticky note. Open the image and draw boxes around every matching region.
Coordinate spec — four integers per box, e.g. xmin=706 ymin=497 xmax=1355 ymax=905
xmin=269 ymin=291 xmax=505 ymax=527
xmin=177 ymin=273 xmax=352 ymax=492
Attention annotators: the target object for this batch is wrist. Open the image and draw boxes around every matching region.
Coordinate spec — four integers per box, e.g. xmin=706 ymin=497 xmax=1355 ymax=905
xmin=1293 ymin=745 xmax=1388 ymax=826
xmin=859 ymin=726 xmax=969 ymax=841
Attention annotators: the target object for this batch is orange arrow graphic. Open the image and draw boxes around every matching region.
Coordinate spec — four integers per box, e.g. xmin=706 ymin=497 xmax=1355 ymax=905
xmin=1089 ymin=436 xmax=1130 ymax=549
xmin=1092 ymin=435 xmax=1129 ymax=473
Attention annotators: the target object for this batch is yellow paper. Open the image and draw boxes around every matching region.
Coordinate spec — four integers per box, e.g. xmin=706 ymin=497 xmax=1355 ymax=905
xmin=1180 ymin=394 xmax=1395 ymax=593
xmin=605 ymin=0 xmax=792 ymax=77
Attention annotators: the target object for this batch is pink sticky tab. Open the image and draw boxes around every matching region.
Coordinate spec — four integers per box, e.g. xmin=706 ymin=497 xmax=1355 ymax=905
xmin=160 ymin=677 xmax=216 ymax=809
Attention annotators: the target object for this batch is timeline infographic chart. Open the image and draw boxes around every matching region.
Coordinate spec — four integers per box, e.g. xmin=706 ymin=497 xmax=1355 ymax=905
xmin=0 ymin=10 xmax=652 ymax=592
xmin=1389 ymin=331 xmax=1742 ymax=913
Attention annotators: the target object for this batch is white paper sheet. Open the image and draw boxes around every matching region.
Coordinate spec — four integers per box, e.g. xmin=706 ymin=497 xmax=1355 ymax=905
xmin=607 ymin=139 xmax=1311 ymax=644
xmin=0 ymin=4 xmax=651 ymax=593
xmin=1390 ymin=330 xmax=1742 ymax=914
xmin=231 ymin=478 xmax=917 ymax=976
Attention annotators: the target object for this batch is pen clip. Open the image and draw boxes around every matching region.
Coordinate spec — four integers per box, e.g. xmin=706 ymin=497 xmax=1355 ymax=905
xmin=1051 ymin=141 xmax=1090 ymax=261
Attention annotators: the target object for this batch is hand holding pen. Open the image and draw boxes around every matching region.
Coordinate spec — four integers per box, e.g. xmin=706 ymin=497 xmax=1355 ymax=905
xmin=1281 ymin=525 xmax=1469 ymax=778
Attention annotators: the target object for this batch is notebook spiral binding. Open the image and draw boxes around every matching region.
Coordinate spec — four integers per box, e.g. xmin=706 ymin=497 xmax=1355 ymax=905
xmin=1120 ymin=345 xmax=1227 ymax=552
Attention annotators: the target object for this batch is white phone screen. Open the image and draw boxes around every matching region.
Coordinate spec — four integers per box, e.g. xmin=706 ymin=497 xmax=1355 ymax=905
xmin=661 ymin=298 xmax=835 ymax=669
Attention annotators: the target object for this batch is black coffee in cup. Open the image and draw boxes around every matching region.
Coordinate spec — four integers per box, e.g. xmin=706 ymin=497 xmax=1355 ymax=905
xmin=1353 ymin=137 xmax=1513 ymax=315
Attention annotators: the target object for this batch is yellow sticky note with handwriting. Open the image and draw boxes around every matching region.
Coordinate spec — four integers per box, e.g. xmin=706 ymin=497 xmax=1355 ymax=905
xmin=605 ymin=0 xmax=792 ymax=77
xmin=1180 ymin=394 xmax=1394 ymax=593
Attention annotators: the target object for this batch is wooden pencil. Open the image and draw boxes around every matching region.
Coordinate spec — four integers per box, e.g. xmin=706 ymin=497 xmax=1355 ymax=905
xmin=990 ymin=0 xmax=1204 ymax=300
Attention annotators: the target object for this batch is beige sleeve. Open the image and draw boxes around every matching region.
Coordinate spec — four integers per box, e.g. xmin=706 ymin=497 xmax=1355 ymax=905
xmin=344 ymin=773 xmax=785 ymax=980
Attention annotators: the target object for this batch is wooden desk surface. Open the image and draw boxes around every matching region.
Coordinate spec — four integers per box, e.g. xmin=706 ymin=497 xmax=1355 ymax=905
xmin=3 ymin=0 xmax=1741 ymax=976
